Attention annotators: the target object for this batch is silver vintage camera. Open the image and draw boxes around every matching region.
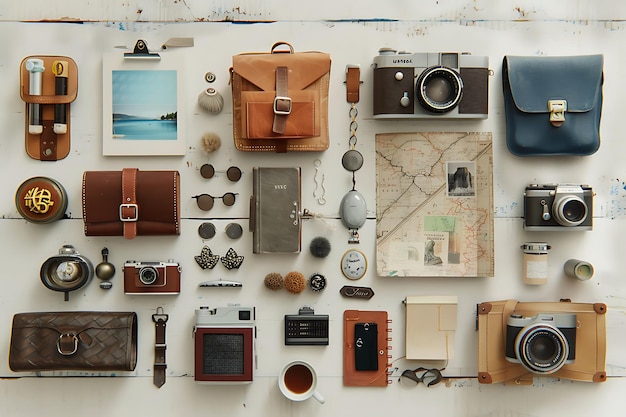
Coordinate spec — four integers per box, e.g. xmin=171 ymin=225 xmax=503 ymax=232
xmin=505 ymin=313 xmax=576 ymax=374
xmin=523 ymin=184 xmax=593 ymax=231
xmin=123 ymin=260 xmax=181 ymax=295
xmin=372 ymin=48 xmax=489 ymax=119
xmin=194 ymin=305 xmax=256 ymax=383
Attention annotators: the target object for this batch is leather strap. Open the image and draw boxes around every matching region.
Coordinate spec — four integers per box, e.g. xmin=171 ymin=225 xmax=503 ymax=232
xmin=272 ymin=66 xmax=291 ymax=135
xmin=346 ymin=65 xmax=361 ymax=103
xmin=38 ymin=120 xmax=57 ymax=161
xmin=120 ymin=168 xmax=138 ymax=239
xmin=152 ymin=307 xmax=168 ymax=388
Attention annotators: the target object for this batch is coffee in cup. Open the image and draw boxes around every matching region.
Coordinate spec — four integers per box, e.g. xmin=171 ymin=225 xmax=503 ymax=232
xmin=278 ymin=361 xmax=325 ymax=403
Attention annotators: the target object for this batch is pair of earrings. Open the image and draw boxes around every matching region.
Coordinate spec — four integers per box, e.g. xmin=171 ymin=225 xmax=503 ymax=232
xmin=195 ymin=246 xmax=244 ymax=270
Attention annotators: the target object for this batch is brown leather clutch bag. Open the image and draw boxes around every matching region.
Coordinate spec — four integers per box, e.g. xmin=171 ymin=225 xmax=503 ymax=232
xmin=82 ymin=168 xmax=180 ymax=239
xmin=9 ymin=311 xmax=137 ymax=372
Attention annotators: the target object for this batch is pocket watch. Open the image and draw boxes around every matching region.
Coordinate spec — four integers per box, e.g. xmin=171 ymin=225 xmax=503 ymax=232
xmin=340 ymin=249 xmax=368 ymax=280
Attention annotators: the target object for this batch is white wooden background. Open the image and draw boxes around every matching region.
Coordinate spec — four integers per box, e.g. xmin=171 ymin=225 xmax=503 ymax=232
xmin=1 ymin=2 xmax=626 ymax=416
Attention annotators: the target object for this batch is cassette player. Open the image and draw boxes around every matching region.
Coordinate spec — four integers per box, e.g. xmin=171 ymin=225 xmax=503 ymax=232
xmin=284 ymin=306 xmax=329 ymax=346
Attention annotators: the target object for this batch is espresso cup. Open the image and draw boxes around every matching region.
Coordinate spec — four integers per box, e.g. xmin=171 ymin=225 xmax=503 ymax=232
xmin=278 ymin=361 xmax=325 ymax=404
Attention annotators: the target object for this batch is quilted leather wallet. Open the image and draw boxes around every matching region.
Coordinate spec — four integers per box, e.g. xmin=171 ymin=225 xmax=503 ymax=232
xmin=9 ymin=311 xmax=137 ymax=372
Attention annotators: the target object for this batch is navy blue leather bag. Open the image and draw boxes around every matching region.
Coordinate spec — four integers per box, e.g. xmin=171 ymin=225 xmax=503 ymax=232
xmin=502 ymin=55 xmax=603 ymax=156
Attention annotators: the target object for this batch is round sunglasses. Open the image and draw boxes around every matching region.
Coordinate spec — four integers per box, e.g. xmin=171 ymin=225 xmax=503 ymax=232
xmin=200 ymin=164 xmax=242 ymax=182
xmin=399 ymin=367 xmax=445 ymax=388
xmin=192 ymin=193 xmax=238 ymax=211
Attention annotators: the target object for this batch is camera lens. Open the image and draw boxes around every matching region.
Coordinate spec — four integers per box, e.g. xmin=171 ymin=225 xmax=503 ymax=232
xmin=515 ymin=324 xmax=569 ymax=374
xmin=553 ymin=195 xmax=587 ymax=226
xmin=416 ymin=66 xmax=463 ymax=113
xmin=139 ymin=266 xmax=158 ymax=285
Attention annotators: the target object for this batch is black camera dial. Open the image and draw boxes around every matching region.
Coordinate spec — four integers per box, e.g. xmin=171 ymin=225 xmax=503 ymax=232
xmin=416 ymin=66 xmax=463 ymax=113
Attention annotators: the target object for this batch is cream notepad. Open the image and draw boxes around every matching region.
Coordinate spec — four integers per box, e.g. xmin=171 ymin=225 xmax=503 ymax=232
xmin=404 ymin=295 xmax=458 ymax=360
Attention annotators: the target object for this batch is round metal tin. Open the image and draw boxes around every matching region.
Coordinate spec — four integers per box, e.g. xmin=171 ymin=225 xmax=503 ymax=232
xmin=15 ymin=176 xmax=68 ymax=223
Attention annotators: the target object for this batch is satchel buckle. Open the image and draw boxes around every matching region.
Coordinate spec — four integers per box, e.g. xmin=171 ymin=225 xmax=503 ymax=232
xmin=548 ymin=99 xmax=567 ymax=126
xmin=57 ymin=333 xmax=79 ymax=356
xmin=119 ymin=203 xmax=138 ymax=222
xmin=273 ymin=96 xmax=292 ymax=115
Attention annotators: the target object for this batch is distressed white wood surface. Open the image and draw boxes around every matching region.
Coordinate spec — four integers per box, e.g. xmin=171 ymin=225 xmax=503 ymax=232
xmin=0 ymin=3 xmax=626 ymax=416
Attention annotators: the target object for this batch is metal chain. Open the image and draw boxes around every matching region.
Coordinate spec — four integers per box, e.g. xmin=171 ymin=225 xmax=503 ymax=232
xmin=349 ymin=103 xmax=358 ymax=149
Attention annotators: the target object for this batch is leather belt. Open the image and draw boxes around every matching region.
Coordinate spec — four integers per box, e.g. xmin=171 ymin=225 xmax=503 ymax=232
xmin=120 ymin=168 xmax=138 ymax=239
xmin=272 ymin=66 xmax=291 ymax=135
xmin=152 ymin=307 xmax=168 ymax=388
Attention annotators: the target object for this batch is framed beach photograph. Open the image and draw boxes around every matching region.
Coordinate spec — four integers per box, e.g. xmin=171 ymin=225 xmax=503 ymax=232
xmin=102 ymin=52 xmax=186 ymax=156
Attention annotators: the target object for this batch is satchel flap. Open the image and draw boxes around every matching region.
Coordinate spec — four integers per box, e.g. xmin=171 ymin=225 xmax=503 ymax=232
xmin=233 ymin=51 xmax=331 ymax=91
xmin=504 ymin=55 xmax=603 ymax=113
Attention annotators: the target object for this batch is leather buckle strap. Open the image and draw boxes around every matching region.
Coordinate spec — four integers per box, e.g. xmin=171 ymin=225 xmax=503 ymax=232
xmin=57 ymin=333 xmax=79 ymax=356
xmin=152 ymin=306 xmax=168 ymax=388
xmin=345 ymin=65 xmax=361 ymax=103
xmin=272 ymin=66 xmax=290 ymax=134
xmin=120 ymin=168 xmax=138 ymax=239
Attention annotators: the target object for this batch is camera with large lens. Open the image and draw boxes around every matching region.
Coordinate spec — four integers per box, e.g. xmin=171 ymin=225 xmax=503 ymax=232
xmin=505 ymin=313 xmax=576 ymax=374
xmin=123 ymin=260 xmax=181 ymax=295
xmin=523 ymin=184 xmax=593 ymax=231
xmin=372 ymin=48 xmax=489 ymax=119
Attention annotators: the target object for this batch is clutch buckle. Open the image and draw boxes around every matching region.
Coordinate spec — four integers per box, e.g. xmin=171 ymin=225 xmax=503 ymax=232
xmin=548 ymin=99 xmax=567 ymax=126
xmin=273 ymin=96 xmax=292 ymax=115
xmin=57 ymin=333 xmax=79 ymax=356
xmin=119 ymin=203 xmax=138 ymax=222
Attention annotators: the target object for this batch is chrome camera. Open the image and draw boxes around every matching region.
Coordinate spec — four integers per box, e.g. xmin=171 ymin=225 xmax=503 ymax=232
xmin=372 ymin=48 xmax=489 ymax=119
xmin=505 ymin=313 xmax=576 ymax=375
xmin=523 ymin=184 xmax=593 ymax=231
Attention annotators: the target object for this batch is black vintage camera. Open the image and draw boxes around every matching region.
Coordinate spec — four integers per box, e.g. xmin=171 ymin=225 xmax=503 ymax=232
xmin=372 ymin=48 xmax=489 ymax=118
xmin=523 ymin=184 xmax=593 ymax=231
xmin=123 ymin=260 xmax=181 ymax=295
xmin=505 ymin=313 xmax=576 ymax=374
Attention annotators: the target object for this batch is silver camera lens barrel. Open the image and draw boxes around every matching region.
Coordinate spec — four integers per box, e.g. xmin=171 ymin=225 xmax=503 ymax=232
xmin=139 ymin=266 xmax=159 ymax=285
xmin=416 ymin=66 xmax=463 ymax=113
xmin=553 ymin=194 xmax=587 ymax=226
xmin=515 ymin=323 xmax=569 ymax=374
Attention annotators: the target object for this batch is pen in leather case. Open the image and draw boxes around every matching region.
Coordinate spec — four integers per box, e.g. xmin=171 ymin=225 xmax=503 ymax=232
xmin=26 ymin=58 xmax=44 ymax=135
xmin=53 ymin=60 xmax=68 ymax=134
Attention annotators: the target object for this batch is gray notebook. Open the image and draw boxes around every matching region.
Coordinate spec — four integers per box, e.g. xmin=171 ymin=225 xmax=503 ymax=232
xmin=251 ymin=167 xmax=302 ymax=253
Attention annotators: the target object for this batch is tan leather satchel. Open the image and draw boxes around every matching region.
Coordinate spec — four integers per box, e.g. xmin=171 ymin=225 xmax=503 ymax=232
xmin=230 ymin=42 xmax=331 ymax=152
xmin=9 ymin=311 xmax=137 ymax=372
xmin=477 ymin=299 xmax=606 ymax=384
xmin=82 ymin=168 xmax=180 ymax=239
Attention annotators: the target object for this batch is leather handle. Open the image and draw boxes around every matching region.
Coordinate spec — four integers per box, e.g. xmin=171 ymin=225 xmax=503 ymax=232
xmin=271 ymin=41 xmax=294 ymax=54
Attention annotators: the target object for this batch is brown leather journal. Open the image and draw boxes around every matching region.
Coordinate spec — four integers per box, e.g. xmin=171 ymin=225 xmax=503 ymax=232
xmin=343 ymin=310 xmax=392 ymax=387
xmin=231 ymin=42 xmax=330 ymax=152
xmin=9 ymin=311 xmax=137 ymax=372
xmin=19 ymin=55 xmax=78 ymax=161
xmin=477 ymin=299 xmax=607 ymax=384
xmin=82 ymin=168 xmax=180 ymax=239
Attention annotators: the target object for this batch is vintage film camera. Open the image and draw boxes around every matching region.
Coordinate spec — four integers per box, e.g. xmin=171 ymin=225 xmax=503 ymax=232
xmin=523 ymin=184 xmax=593 ymax=231
xmin=477 ymin=299 xmax=607 ymax=384
xmin=372 ymin=48 xmax=489 ymax=119
xmin=505 ymin=313 xmax=576 ymax=375
xmin=123 ymin=260 xmax=181 ymax=295
xmin=194 ymin=305 xmax=256 ymax=384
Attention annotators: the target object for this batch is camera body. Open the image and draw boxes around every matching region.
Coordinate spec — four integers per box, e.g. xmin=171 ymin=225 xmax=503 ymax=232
xmin=505 ymin=313 xmax=576 ymax=374
xmin=372 ymin=48 xmax=489 ymax=119
xmin=123 ymin=260 xmax=181 ymax=295
xmin=194 ymin=305 xmax=256 ymax=384
xmin=523 ymin=184 xmax=593 ymax=231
